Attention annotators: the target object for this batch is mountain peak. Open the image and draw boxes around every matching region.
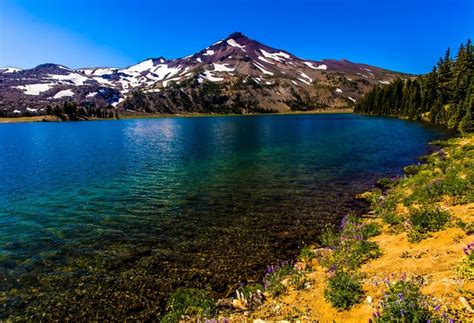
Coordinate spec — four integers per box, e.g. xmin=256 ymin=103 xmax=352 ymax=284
xmin=226 ymin=32 xmax=246 ymax=40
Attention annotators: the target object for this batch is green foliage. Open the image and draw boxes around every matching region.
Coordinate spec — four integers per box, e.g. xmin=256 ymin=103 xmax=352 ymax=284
xmin=360 ymin=222 xmax=382 ymax=239
xmin=457 ymin=248 xmax=474 ymax=279
xmin=376 ymin=280 xmax=434 ymax=322
xmin=383 ymin=211 xmax=404 ymax=226
xmin=340 ymin=216 xmax=381 ymax=240
xmin=238 ymin=283 xmax=264 ymax=299
xmin=298 ymin=246 xmax=316 ymax=262
xmin=409 ymin=206 xmax=450 ymax=235
xmin=289 ymin=271 xmax=309 ymax=290
xmin=264 ymin=263 xmax=294 ymax=296
xmin=403 ymin=165 xmax=420 ymax=176
xmin=161 ymin=288 xmax=216 ymax=323
xmin=324 ymin=271 xmax=363 ymax=310
xmin=321 ymin=236 xmax=382 ymax=271
xmin=319 ymin=215 xmax=382 ymax=271
xmin=376 ymin=178 xmax=395 ymax=190
xmin=355 ymin=39 xmax=473 ymax=133
xmin=319 ymin=225 xmax=340 ymax=248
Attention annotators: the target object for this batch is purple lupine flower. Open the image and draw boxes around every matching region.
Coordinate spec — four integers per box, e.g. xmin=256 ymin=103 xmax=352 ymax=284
xmin=398 ymin=292 xmax=404 ymax=300
xmin=434 ymin=305 xmax=441 ymax=311
xmin=340 ymin=214 xmax=349 ymax=229
xmin=442 ymin=312 xmax=447 ymax=319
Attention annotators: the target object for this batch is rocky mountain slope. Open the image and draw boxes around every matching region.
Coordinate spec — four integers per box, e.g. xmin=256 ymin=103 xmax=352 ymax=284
xmin=0 ymin=32 xmax=406 ymax=117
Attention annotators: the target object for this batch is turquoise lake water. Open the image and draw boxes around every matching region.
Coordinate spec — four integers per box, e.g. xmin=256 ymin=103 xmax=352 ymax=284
xmin=0 ymin=114 xmax=449 ymax=319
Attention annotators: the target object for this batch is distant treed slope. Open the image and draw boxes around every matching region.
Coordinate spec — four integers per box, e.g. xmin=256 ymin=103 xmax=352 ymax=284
xmin=354 ymin=40 xmax=474 ymax=134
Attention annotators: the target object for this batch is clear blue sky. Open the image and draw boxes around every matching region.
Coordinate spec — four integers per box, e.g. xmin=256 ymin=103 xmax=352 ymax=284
xmin=0 ymin=0 xmax=472 ymax=74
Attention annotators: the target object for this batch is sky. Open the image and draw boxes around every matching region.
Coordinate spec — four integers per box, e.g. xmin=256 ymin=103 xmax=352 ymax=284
xmin=0 ymin=0 xmax=472 ymax=74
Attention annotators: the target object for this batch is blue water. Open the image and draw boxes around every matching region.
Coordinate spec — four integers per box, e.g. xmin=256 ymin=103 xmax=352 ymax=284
xmin=0 ymin=114 xmax=449 ymax=319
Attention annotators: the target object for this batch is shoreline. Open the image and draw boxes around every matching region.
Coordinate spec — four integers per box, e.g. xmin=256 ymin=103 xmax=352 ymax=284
xmin=0 ymin=108 xmax=353 ymax=124
xmin=163 ymin=134 xmax=474 ymax=321
xmin=227 ymin=134 xmax=473 ymax=321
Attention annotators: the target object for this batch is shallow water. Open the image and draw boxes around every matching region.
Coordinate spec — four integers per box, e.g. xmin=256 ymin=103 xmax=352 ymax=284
xmin=0 ymin=114 xmax=449 ymax=319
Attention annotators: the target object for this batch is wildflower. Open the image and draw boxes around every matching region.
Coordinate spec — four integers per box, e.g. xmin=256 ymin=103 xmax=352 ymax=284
xmin=434 ymin=305 xmax=441 ymax=311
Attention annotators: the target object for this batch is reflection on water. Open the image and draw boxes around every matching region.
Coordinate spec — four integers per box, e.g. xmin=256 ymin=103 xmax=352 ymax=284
xmin=0 ymin=114 xmax=448 ymax=319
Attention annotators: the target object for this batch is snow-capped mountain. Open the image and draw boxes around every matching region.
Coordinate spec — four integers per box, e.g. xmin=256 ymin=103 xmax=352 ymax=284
xmin=0 ymin=32 xmax=404 ymax=116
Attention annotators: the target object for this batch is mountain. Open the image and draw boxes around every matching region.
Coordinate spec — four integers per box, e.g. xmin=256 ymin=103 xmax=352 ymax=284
xmin=0 ymin=32 xmax=406 ymax=117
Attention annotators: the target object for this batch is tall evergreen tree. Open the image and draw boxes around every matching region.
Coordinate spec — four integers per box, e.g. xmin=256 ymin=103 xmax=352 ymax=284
xmin=355 ymin=40 xmax=473 ymax=134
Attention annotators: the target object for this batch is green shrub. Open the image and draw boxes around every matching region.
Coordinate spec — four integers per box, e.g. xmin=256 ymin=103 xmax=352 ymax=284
xmin=409 ymin=206 xmax=450 ymax=235
xmin=403 ymin=165 xmax=420 ymax=175
xmin=298 ymin=246 xmax=316 ymax=262
xmin=161 ymin=288 xmax=216 ymax=323
xmin=376 ymin=280 xmax=433 ymax=322
xmin=340 ymin=219 xmax=381 ymax=241
xmin=319 ymin=226 xmax=340 ymax=248
xmin=376 ymin=178 xmax=394 ymax=190
xmin=289 ymin=271 xmax=309 ymax=290
xmin=383 ymin=211 xmax=404 ymax=226
xmin=360 ymin=223 xmax=382 ymax=239
xmin=324 ymin=239 xmax=382 ymax=270
xmin=457 ymin=244 xmax=474 ymax=279
xmin=324 ymin=271 xmax=363 ymax=310
xmin=263 ymin=262 xmax=294 ymax=296
xmin=439 ymin=168 xmax=474 ymax=203
xmin=238 ymin=283 xmax=264 ymax=299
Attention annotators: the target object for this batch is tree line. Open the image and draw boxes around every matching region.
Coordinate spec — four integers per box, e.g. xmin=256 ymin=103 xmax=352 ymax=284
xmin=46 ymin=101 xmax=118 ymax=120
xmin=354 ymin=40 xmax=473 ymax=134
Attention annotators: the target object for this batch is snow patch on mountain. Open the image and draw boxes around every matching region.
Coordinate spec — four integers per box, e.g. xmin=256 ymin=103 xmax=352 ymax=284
xmin=298 ymin=72 xmax=312 ymax=85
xmin=49 ymin=73 xmax=88 ymax=86
xmin=253 ymin=62 xmax=273 ymax=75
xmin=213 ymin=63 xmax=234 ymax=72
xmin=53 ymin=89 xmax=74 ymax=99
xmin=15 ymin=83 xmax=55 ymax=95
xmin=148 ymin=64 xmax=182 ymax=81
xmin=79 ymin=68 xmax=117 ymax=76
xmin=126 ymin=59 xmax=154 ymax=73
xmin=226 ymin=39 xmax=245 ymax=49
xmin=1 ymin=67 xmax=22 ymax=73
xmin=258 ymin=56 xmax=274 ymax=64
xmin=203 ymin=50 xmax=215 ymax=56
xmin=304 ymin=62 xmax=327 ymax=70
xmin=199 ymin=71 xmax=224 ymax=82
xmin=259 ymin=49 xmax=290 ymax=63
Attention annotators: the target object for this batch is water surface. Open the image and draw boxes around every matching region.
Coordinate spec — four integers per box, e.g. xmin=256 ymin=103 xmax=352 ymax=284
xmin=0 ymin=114 xmax=449 ymax=319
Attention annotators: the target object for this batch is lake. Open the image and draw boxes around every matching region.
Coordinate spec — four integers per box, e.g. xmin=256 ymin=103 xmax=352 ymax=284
xmin=0 ymin=114 xmax=449 ymax=319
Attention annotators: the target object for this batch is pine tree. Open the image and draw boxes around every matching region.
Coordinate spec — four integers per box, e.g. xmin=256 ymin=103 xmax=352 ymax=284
xmin=354 ymin=39 xmax=473 ymax=133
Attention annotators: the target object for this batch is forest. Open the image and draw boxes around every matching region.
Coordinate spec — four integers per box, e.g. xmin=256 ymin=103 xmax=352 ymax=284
xmin=355 ymin=40 xmax=473 ymax=134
